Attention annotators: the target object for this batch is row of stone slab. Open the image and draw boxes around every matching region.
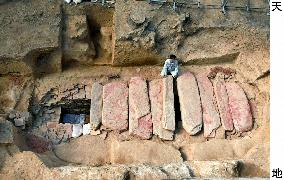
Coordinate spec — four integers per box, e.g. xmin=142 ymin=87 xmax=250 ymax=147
xmin=89 ymin=72 xmax=253 ymax=140
xmin=178 ymin=72 xmax=253 ymax=138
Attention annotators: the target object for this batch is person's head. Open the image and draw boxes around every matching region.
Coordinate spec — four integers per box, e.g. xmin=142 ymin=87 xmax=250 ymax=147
xmin=169 ymin=54 xmax=176 ymax=59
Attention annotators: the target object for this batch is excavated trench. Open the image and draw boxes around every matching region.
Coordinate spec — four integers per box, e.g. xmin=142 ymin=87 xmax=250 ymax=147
xmin=0 ymin=0 xmax=270 ymax=178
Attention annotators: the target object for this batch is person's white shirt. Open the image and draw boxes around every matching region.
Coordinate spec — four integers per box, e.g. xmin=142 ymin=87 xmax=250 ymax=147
xmin=161 ymin=58 xmax=179 ymax=78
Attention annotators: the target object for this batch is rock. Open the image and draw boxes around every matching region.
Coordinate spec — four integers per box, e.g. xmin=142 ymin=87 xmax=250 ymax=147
xmin=162 ymin=76 xmax=175 ymax=131
xmin=46 ymin=122 xmax=73 ymax=144
xmin=50 ymin=107 xmax=61 ymax=122
xmin=149 ymin=79 xmax=163 ymax=136
xmin=102 ymin=82 xmax=129 ymax=131
xmin=213 ymin=77 xmax=234 ymax=131
xmin=90 ymin=82 xmax=103 ymax=130
xmin=149 ymin=79 xmax=174 ymax=140
xmin=111 ymin=140 xmax=182 ymax=165
xmin=129 ymin=77 xmax=152 ymax=139
xmin=54 ymin=136 xmax=110 ymax=166
xmin=9 ymin=111 xmax=31 ymax=127
xmin=161 ymin=162 xmax=192 ymax=179
xmin=83 ymin=124 xmax=91 ymax=135
xmin=196 ymin=74 xmax=221 ymax=138
xmin=0 ymin=121 xmax=14 ymax=144
xmin=14 ymin=117 xmax=25 ymax=127
xmin=53 ymin=163 xmax=192 ymax=180
xmin=130 ymin=12 xmax=146 ymax=25
xmin=54 ymin=165 xmax=129 ymax=180
xmin=72 ymin=124 xmax=83 ymax=138
xmin=191 ymin=160 xmax=240 ymax=178
xmin=226 ymin=82 xmax=253 ymax=132
xmin=177 ymin=72 xmax=203 ymax=135
xmin=129 ymin=165 xmax=168 ymax=179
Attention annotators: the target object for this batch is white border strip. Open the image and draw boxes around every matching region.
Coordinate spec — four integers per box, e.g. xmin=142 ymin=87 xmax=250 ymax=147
xmin=271 ymin=1 xmax=284 ymax=178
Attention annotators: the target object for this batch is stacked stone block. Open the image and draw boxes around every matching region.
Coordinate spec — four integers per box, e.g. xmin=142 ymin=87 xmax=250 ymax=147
xmin=129 ymin=77 xmax=152 ymax=139
xmin=102 ymin=82 xmax=129 ymax=131
xmin=177 ymin=72 xmax=253 ymax=138
xmin=29 ymin=72 xmax=253 ymax=143
xmin=177 ymin=72 xmax=203 ymax=135
xmin=149 ymin=79 xmax=174 ymax=140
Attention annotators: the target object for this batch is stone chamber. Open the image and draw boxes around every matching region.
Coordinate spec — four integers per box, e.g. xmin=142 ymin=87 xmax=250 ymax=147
xmin=0 ymin=0 xmax=270 ymax=179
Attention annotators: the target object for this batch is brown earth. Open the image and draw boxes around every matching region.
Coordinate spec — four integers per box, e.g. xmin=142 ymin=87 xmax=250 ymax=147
xmin=0 ymin=0 xmax=269 ymax=179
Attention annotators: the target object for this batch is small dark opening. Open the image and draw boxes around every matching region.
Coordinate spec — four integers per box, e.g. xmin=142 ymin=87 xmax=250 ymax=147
xmin=59 ymin=99 xmax=91 ymax=124
xmin=173 ymin=78 xmax=182 ymax=125
xmin=87 ymin=15 xmax=102 ymax=59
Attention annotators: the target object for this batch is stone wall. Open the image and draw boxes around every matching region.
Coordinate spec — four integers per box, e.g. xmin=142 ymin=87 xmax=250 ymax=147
xmin=24 ymin=69 xmax=255 ymax=145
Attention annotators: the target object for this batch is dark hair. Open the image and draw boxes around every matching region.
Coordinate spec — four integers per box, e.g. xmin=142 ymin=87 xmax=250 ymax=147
xmin=169 ymin=54 xmax=176 ymax=59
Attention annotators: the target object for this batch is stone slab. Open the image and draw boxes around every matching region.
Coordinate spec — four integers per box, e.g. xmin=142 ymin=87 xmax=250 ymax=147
xmin=162 ymin=76 xmax=175 ymax=131
xmin=177 ymin=72 xmax=203 ymax=135
xmin=213 ymin=78 xmax=234 ymax=131
xmin=225 ymin=82 xmax=253 ymax=132
xmin=149 ymin=79 xmax=174 ymax=140
xmin=102 ymin=81 xmax=129 ymax=131
xmin=196 ymin=74 xmax=221 ymax=138
xmin=90 ymin=82 xmax=103 ymax=130
xmin=0 ymin=121 xmax=13 ymax=144
xmin=129 ymin=77 xmax=152 ymax=139
xmin=46 ymin=122 xmax=73 ymax=144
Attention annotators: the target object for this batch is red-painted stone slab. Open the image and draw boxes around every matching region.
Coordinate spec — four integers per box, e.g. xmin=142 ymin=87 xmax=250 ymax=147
xmin=149 ymin=79 xmax=174 ymax=140
xmin=213 ymin=78 xmax=234 ymax=131
xmin=196 ymin=74 xmax=221 ymax=138
xmin=177 ymin=72 xmax=202 ymax=135
xmin=162 ymin=76 xmax=175 ymax=131
xmin=225 ymin=82 xmax=253 ymax=132
xmin=129 ymin=77 xmax=152 ymax=139
xmin=102 ymin=82 xmax=128 ymax=131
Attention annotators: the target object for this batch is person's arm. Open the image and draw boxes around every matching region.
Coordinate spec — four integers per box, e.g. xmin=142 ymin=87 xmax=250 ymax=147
xmin=172 ymin=60 xmax=179 ymax=78
xmin=160 ymin=60 xmax=168 ymax=76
